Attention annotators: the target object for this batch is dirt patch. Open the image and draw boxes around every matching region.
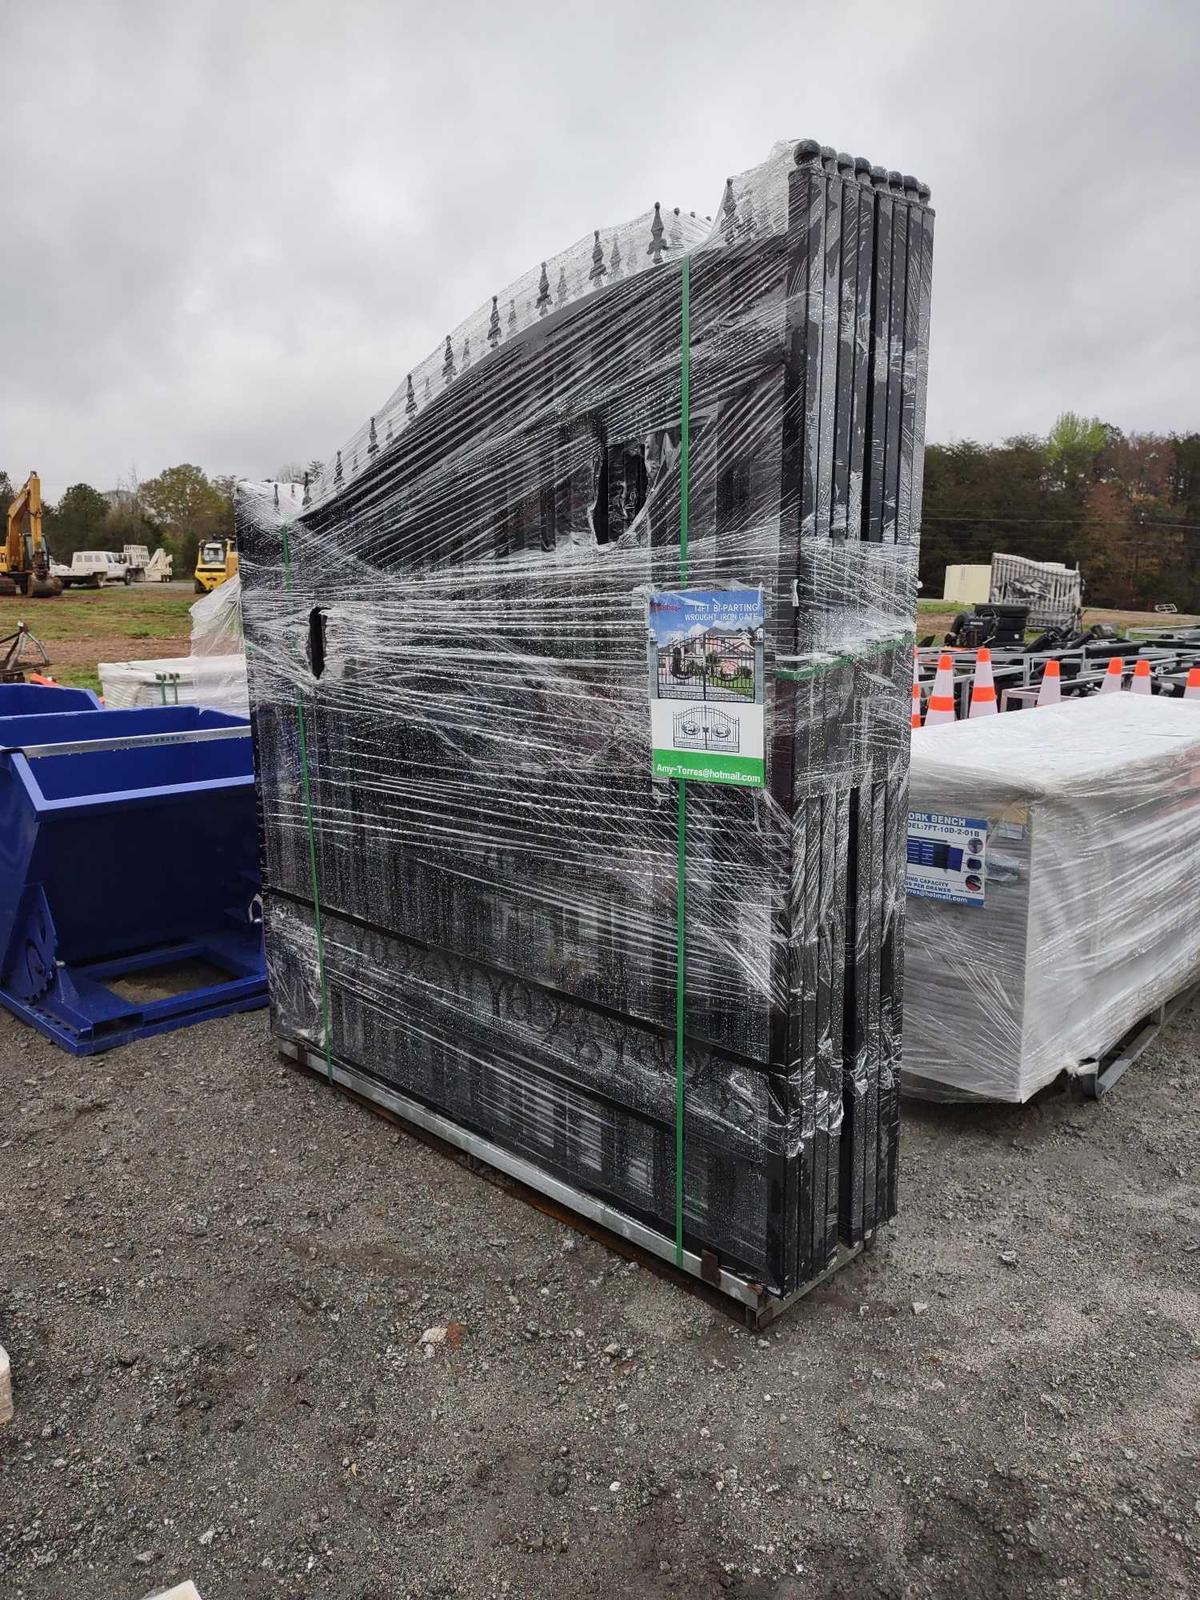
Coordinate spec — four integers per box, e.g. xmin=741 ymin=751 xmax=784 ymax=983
xmin=0 ymin=586 xmax=193 ymax=689
xmin=43 ymin=633 xmax=189 ymax=673
xmin=0 ymin=1006 xmax=1197 ymax=1599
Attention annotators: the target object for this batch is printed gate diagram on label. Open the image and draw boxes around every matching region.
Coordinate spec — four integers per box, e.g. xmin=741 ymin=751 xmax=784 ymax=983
xmin=645 ymin=588 xmax=765 ymax=787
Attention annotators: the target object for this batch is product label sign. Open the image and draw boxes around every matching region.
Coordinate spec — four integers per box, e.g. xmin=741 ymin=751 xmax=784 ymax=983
xmin=906 ymin=811 xmax=989 ymax=905
xmin=646 ymin=588 xmax=765 ymax=786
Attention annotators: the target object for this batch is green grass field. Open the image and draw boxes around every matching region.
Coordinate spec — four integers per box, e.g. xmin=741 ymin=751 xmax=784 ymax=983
xmin=0 ymin=584 xmax=195 ymax=692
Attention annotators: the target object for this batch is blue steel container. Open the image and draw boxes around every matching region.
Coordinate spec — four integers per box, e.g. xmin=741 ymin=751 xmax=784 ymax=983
xmin=0 ymin=705 xmax=266 ymax=1053
xmin=0 ymin=683 xmax=102 ymax=716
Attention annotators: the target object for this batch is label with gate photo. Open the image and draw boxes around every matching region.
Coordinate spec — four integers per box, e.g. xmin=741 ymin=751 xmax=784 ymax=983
xmin=646 ymin=588 xmax=765 ymax=786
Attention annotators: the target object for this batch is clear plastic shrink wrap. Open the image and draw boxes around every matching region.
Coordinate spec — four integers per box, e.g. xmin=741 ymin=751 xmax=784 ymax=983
xmin=191 ymin=570 xmax=248 ymax=656
xmin=238 ymin=142 xmax=935 ymax=1301
xmin=97 ymin=653 xmax=249 ymax=716
xmin=988 ymin=552 xmax=1082 ymax=632
xmin=98 ymin=553 xmax=265 ymax=718
xmin=904 ymin=694 xmax=1200 ymax=1102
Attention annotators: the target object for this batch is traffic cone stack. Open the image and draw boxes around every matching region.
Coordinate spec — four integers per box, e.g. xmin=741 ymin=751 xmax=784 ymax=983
xmin=968 ymin=647 xmax=998 ymax=718
xmin=1098 ymin=657 xmax=1124 ymax=694
xmin=924 ymin=653 xmax=957 ymax=727
xmin=1035 ymin=658 xmax=1061 ymax=707
xmin=1184 ymin=666 xmax=1200 ymax=701
xmin=911 ymin=649 xmax=922 ymax=729
xmin=1131 ymin=658 xmax=1153 ymax=696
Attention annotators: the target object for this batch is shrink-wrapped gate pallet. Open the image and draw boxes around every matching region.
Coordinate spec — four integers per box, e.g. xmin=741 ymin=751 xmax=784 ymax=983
xmin=239 ymin=140 xmax=935 ymax=1316
xmin=904 ymin=695 xmax=1200 ymax=1102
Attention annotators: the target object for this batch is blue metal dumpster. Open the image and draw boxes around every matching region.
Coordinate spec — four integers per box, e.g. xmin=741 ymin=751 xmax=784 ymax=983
xmin=0 ymin=683 xmax=102 ymax=716
xmin=0 ymin=705 xmax=266 ymax=1054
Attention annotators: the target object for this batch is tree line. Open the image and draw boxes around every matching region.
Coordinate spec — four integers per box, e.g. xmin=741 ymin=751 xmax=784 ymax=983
xmin=6 ymin=421 xmax=1199 ymax=610
xmin=922 ymin=415 xmax=1200 ymax=612
xmin=0 ymin=462 xmax=321 ymax=579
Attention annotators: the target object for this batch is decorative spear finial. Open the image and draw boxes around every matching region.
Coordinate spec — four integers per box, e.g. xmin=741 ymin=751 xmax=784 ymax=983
xmin=273 ymin=482 xmax=279 ymax=508
xmin=422 ymin=375 xmax=432 ymax=402
xmin=302 ymin=471 xmax=310 ymax=507
xmin=609 ymin=234 xmax=623 ymax=280
xmin=334 ymin=450 xmax=344 ymax=486
xmin=507 ymin=297 xmax=518 ymax=333
xmin=367 ymin=415 xmax=379 ymax=456
xmin=669 ymin=207 xmax=683 ymax=250
xmin=647 ymin=201 xmax=665 ymax=265
xmin=536 ymin=261 xmax=551 ymax=316
xmin=555 ymin=264 xmax=568 ymax=306
xmin=461 ymin=333 xmax=471 ymax=370
xmin=589 ymin=229 xmax=607 ymax=288
xmin=721 ymin=178 xmax=738 ymax=243
xmin=442 ymin=334 xmax=456 ymax=384
xmin=405 ymin=373 xmax=417 ymax=418
xmin=488 ymin=295 xmax=501 ymax=349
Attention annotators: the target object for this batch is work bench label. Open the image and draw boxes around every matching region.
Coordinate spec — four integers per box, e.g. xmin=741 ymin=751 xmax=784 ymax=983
xmin=906 ymin=811 xmax=989 ymax=905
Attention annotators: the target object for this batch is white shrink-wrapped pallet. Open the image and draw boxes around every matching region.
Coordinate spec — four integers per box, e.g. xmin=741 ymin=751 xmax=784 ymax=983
xmin=903 ymin=695 xmax=1200 ymax=1101
xmin=98 ymin=653 xmax=249 ymax=717
xmin=99 ymin=572 xmax=254 ymax=715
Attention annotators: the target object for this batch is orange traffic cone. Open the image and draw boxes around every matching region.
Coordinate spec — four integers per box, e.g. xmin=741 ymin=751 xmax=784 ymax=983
xmin=911 ymin=649 xmax=923 ymax=729
xmin=1098 ymin=656 xmax=1124 ymax=694
xmin=1184 ymin=666 xmax=1200 ymax=701
xmin=968 ymin=647 xmax=998 ymax=718
xmin=924 ymin=652 xmax=957 ymax=727
xmin=1035 ymin=658 xmax=1061 ymax=707
xmin=1131 ymin=658 xmax=1153 ymax=695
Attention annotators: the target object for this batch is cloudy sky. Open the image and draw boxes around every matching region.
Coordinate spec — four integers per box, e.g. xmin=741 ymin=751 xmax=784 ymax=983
xmin=6 ymin=0 xmax=1198 ymax=499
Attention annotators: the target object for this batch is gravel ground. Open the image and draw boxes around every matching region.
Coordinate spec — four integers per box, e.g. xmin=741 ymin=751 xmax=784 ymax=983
xmin=1 ymin=1005 xmax=1197 ymax=1600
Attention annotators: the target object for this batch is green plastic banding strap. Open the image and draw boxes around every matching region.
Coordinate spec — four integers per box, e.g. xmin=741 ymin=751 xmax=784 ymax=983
xmin=775 ymin=629 xmax=917 ymax=682
xmin=674 ymin=256 xmax=691 ymax=1267
xmin=280 ymin=523 xmax=335 ymax=1082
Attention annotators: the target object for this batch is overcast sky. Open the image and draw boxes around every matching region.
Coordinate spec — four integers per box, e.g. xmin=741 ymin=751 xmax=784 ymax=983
xmin=6 ymin=0 xmax=1198 ymax=500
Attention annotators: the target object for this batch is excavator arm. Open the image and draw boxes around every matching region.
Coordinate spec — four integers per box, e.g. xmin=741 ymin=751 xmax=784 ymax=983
xmin=5 ymin=472 xmax=42 ymax=569
xmin=1 ymin=473 xmax=60 ymax=597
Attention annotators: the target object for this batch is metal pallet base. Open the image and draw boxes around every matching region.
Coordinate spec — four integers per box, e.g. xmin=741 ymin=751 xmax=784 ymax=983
xmin=281 ymin=1040 xmax=867 ymax=1328
xmin=1074 ymin=978 xmax=1200 ymax=1099
xmin=2 ymin=935 xmax=267 ymax=1056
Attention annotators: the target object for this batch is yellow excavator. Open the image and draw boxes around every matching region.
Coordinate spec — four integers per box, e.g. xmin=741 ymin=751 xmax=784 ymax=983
xmin=1 ymin=472 xmax=62 ymax=598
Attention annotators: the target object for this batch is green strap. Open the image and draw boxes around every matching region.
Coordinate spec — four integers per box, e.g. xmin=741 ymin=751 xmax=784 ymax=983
xmin=775 ymin=630 xmax=917 ymax=682
xmin=674 ymin=257 xmax=691 ymax=1267
xmin=679 ymin=256 xmax=690 ymax=581
xmin=280 ymin=524 xmax=334 ymax=1082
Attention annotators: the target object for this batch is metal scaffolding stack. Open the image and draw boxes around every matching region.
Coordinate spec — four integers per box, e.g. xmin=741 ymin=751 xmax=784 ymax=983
xmin=239 ymin=139 xmax=935 ymax=1319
